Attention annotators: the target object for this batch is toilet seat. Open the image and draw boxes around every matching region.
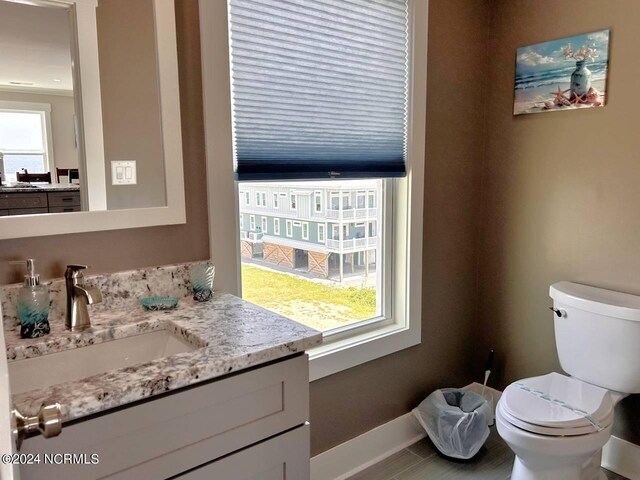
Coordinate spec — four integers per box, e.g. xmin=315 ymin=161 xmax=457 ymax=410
xmin=500 ymin=372 xmax=614 ymax=437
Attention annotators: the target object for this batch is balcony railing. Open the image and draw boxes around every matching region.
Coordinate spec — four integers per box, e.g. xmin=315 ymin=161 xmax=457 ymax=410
xmin=325 ymin=207 xmax=377 ymax=220
xmin=326 ymin=236 xmax=377 ymax=251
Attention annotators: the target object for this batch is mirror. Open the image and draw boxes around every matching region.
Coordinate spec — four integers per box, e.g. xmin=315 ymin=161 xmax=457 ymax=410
xmin=0 ymin=0 xmax=185 ymax=238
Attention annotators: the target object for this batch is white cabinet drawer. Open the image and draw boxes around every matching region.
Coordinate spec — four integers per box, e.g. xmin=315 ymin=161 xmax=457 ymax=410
xmin=177 ymin=425 xmax=310 ymax=480
xmin=21 ymin=354 xmax=309 ymax=480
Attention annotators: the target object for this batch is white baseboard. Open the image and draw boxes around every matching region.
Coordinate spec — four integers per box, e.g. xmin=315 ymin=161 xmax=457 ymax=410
xmin=603 ymin=435 xmax=640 ymax=480
xmin=310 ymin=412 xmax=426 ymax=480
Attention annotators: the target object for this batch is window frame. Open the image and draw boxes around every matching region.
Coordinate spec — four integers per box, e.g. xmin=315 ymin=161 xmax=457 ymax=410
xmin=290 ymin=193 xmax=297 ymax=211
xmin=249 ymin=215 xmax=255 ymax=231
xmin=301 ymin=221 xmax=309 ymax=240
xmin=314 ymin=191 xmax=322 ymax=213
xmin=200 ymin=0 xmax=427 ymax=381
xmin=286 ymin=219 xmax=293 ymax=237
xmin=273 ymin=192 xmax=279 ymax=208
xmin=274 ymin=218 xmax=280 ymax=235
xmin=261 ymin=216 xmax=267 ymax=233
xmin=318 ymin=223 xmax=325 ymax=243
xmin=0 ymin=101 xmax=56 ymax=183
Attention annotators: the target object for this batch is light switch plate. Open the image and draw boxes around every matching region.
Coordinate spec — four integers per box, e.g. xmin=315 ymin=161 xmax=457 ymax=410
xmin=111 ymin=161 xmax=137 ymax=185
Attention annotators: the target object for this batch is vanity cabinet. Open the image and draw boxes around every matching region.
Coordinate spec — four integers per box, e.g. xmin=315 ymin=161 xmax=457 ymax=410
xmin=0 ymin=190 xmax=80 ymax=215
xmin=21 ymin=354 xmax=310 ymax=480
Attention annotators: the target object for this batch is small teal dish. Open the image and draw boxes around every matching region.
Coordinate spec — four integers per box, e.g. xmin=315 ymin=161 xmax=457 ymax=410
xmin=141 ymin=297 xmax=179 ymax=311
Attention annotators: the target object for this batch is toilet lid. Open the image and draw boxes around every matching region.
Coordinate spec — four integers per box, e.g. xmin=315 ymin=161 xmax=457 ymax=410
xmin=501 ymin=373 xmax=613 ymax=433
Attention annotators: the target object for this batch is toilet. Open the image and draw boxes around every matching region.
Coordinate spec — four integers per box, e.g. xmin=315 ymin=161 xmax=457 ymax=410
xmin=496 ymin=281 xmax=640 ymax=480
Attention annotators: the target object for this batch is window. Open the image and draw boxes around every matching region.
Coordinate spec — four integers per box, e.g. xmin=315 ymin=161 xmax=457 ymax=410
xmin=318 ymin=224 xmax=325 ymax=243
xmin=0 ymin=103 xmax=54 ymax=184
xmin=301 ymin=222 xmax=309 ymax=240
xmin=212 ymin=0 xmax=427 ymax=380
xmin=239 ymin=214 xmax=243 ymax=229
xmin=357 ymin=192 xmax=366 ymax=209
xmin=292 ymin=221 xmax=301 ymax=227
xmin=368 ymin=191 xmax=375 ymax=209
xmin=274 ymin=218 xmax=280 ymax=235
xmin=249 ymin=215 xmax=255 ymax=231
xmin=242 ymin=191 xmax=249 ymax=206
xmin=330 ymin=193 xmax=340 ymax=210
xmin=261 ymin=217 xmax=267 ymax=233
xmin=314 ymin=191 xmax=322 ymax=213
xmin=273 ymin=193 xmax=279 ymax=208
xmin=255 ymin=191 xmax=266 ymax=207
xmin=342 ymin=193 xmax=351 ymax=210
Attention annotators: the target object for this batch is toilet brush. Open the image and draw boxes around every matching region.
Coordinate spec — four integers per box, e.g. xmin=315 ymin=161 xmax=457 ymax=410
xmin=481 ymin=350 xmax=495 ymax=396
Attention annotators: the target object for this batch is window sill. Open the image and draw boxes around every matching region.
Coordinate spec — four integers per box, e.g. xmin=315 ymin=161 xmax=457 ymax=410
xmin=309 ymin=318 xmax=421 ymax=381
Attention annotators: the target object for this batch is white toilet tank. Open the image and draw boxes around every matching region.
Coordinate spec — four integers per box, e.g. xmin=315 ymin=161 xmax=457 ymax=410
xmin=550 ymin=281 xmax=640 ymax=394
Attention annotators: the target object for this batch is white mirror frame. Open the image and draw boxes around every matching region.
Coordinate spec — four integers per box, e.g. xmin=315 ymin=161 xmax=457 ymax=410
xmin=0 ymin=0 xmax=186 ymax=239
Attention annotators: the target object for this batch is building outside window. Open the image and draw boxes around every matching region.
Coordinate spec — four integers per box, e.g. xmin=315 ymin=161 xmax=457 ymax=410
xmin=274 ymin=218 xmax=280 ymax=235
xmin=261 ymin=216 xmax=267 ymax=233
xmin=286 ymin=219 xmax=292 ymax=237
xmin=290 ymin=193 xmax=296 ymax=210
xmin=249 ymin=215 xmax=255 ymax=231
xmin=273 ymin=193 xmax=279 ymax=208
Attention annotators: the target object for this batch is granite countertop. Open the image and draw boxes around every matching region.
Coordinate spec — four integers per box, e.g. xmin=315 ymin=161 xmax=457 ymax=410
xmin=0 ymin=183 xmax=80 ymax=193
xmin=4 ymin=293 xmax=322 ymax=423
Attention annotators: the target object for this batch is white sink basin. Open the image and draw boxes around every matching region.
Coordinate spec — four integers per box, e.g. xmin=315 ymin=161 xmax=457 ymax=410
xmin=8 ymin=330 xmax=196 ymax=394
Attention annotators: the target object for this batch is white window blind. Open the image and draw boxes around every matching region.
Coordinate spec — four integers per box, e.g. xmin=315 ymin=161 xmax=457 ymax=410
xmin=228 ymin=0 xmax=409 ymax=180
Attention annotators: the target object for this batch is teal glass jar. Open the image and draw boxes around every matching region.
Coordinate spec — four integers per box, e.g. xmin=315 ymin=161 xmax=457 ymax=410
xmin=191 ymin=264 xmax=215 ymax=302
xmin=17 ymin=284 xmax=50 ymax=338
xmin=570 ymin=60 xmax=592 ymax=98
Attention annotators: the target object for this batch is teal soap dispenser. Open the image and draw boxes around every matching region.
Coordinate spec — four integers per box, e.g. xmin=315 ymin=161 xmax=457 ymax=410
xmin=11 ymin=259 xmax=51 ymax=338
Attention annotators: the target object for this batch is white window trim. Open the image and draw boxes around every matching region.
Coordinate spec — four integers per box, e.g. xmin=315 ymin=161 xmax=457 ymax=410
xmin=318 ymin=223 xmax=325 ymax=243
xmin=199 ymin=0 xmax=427 ymax=381
xmin=290 ymin=193 xmax=297 ymax=210
xmin=273 ymin=192 xmax=279 ymax=208
xmin=301 ymin=221 xmax=309 ymax=240
xmin=274 ymin=218 xmax=280 ymax=235
xmin=0 ymin=101 xmax=56 ymax=177
xmin=249 ymin=215 xmax=255 ymax=231
xmin=314 ymin=190 xmax=322 ymax=213
xmin=286 ymin=219 xmax=293 ymax=237
xmin=261 ymin=216 xmax=267 ymax=233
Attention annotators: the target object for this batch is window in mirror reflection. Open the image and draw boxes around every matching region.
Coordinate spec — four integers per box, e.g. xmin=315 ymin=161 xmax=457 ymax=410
xmin=0 ymin=108 xmax=51 ymax=184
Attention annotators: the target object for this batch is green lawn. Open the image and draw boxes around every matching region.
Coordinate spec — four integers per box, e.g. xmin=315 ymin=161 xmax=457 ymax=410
xmin=241 ymin=264 xmax=377 ymax=331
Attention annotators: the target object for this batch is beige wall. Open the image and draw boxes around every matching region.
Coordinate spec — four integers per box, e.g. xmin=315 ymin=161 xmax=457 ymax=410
xmin=478 ymin=0 xmax=639 ymax=444
xmin=0 ymin=91 xmax=77 ymax=171
xmin=97 ymin=0 xmax=166 ymax=209
xmin=310 ymin=0 xmax=489 ymax=454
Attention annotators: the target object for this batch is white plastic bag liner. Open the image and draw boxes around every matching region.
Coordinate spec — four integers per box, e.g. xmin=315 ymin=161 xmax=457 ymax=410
xmin=412 ymin=388 xmax=491 ymax=459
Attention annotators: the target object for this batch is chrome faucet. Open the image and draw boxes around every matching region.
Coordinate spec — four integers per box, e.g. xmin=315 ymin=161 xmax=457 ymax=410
xmin=65 ymin=265 xmax=102 ymax=331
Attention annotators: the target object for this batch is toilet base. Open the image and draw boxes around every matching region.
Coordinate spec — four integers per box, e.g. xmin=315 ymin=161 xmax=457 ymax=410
xmin=509 ymin=451 xmax=607 ymax=480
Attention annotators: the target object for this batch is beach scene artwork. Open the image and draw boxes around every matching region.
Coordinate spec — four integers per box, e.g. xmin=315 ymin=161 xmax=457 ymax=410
xmin=514 ymin=29 xmax=610 ymax=115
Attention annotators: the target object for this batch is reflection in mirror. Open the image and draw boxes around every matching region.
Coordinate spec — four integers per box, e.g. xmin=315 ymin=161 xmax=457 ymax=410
xmin=0 ymin=0 xmax=167 ymax=219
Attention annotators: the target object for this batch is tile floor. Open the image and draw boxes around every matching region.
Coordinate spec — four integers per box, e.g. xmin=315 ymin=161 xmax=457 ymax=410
xmin=346 ymin=427 xmax=628 ymax=480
